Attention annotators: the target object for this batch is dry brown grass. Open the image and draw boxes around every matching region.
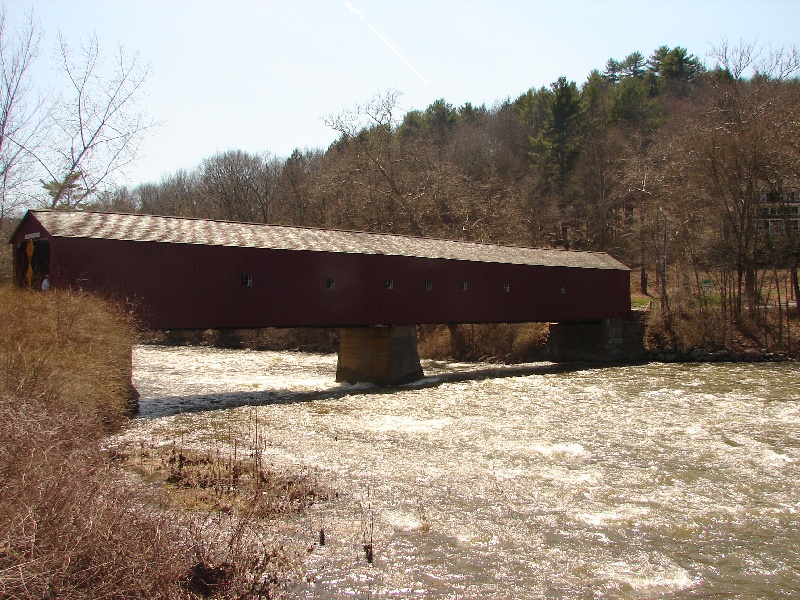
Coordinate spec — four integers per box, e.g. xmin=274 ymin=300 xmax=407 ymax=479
xmin=111 ymin=443 xmax=330 ymax=519
xmin=0 ymin=285 xmax=311 ymax=598
xmin=0 ymin=285 xmax=137 ymax=426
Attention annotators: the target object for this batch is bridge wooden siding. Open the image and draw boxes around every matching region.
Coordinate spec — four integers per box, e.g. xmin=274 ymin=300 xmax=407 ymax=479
xmin=11 ymin=210 xmax=631 ymax=330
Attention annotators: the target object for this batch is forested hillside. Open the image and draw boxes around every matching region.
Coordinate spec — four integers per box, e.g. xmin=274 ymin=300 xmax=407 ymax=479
xmin=89 ymin=42 xmax=800 ymax=352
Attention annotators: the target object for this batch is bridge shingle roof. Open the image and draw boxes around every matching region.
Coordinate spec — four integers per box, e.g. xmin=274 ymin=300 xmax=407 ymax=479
xmin=26 ymin=210 xmax=628 ymax=270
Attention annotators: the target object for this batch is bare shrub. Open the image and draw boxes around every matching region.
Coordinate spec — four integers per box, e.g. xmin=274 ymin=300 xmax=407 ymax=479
xmin=0 ymin=451 xmax=189 ymax=598
xmin=0 ymin=224 xmax=15 ymax=285
xmin=0 ymin=286 xmax=187 ymax=597
xmin=0 ymin=286 xmax=137 ymax=428
xmin=644 ymin=304 xmax=799 ymax=356
xmin=419 ymin=323 xmax=549 ymax=362
xmin=114 ymin=444 xmax=329 ymax=518
xmin=417 ymin=324 xmax=452 ymax=359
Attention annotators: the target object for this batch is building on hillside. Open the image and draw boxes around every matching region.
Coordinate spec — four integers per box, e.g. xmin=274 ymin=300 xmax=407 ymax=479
xmin=759 ymin=190 xmax=800 ymax=236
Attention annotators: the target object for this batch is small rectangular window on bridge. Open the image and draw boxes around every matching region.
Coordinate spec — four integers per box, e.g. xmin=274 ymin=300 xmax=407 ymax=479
xmin=424 ymin=280 xmax=433 ymax=291
xmin=385 ymin=279 xmax=394 ymax=290
xmin=460 ymin=281 xmax=468 ymax=291
xmin=241 ymin=274 xmax=253 ymax=287
xmin=326 ymin=277 xmax=336 ymax=289
xmin=503 ymin=283 xmax=510 ymax=293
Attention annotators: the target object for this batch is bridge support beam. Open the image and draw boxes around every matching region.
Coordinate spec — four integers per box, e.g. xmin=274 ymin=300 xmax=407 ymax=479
xmin=336 ymin=326 xmax=424 ymax=385
xmin=548 ymin=313 xmax=645 ymax=363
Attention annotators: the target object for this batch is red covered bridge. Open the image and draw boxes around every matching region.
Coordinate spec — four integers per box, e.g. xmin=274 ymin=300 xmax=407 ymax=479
xmin=10 ymin=210 xmax=637 ymax=384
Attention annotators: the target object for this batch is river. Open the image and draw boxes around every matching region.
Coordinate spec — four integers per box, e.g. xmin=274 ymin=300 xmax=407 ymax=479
xmin=121 ymin=345 xmax=800 ymax=598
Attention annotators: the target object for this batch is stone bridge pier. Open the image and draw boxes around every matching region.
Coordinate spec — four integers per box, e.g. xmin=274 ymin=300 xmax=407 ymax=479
xmin=336 ymin=326 xmax=424 ymax=386
xmin=548 ymin=312 xmax=646 ymax=363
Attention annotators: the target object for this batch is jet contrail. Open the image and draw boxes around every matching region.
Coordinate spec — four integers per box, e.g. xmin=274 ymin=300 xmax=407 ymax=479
xmin=343 ymin=0 xmax=430 ymax=85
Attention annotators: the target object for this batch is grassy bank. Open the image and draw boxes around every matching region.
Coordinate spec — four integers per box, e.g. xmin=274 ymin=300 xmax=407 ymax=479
xmin=0 ymin=285 xmax=314 ymax=598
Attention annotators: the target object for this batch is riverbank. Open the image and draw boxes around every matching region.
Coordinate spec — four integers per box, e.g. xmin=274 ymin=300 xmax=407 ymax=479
xmin=0 ymin=285 xmax=313 ymax=598
xmin=646 ymin=347 xmax=794 ymax=363
xmin=642 ymin=300 xmax=798 ymax=363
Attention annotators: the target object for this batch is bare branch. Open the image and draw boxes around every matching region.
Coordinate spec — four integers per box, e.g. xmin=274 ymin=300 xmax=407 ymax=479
xmin=709 ymin=38 xmax=800 ymax=82
xmin=47 ymin=35 xmax=155 ymax=208
xmin=0 ymin=7 xmax=50 ymax=222
xmin=757 ymin=44 xmax=800 ymax=81
xmin=708 ymin=38 xmax=759 ymax=80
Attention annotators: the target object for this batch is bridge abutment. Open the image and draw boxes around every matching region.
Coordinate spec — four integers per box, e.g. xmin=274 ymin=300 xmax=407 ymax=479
xmin=548 ymin=313 xmax=645 ymax=363
xmin=336 ymin=326 xmax=424 ymax=385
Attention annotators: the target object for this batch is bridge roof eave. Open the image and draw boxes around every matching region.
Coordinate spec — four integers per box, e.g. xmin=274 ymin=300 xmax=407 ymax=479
xmin=21 ymin=209 xmax=630 ymax=271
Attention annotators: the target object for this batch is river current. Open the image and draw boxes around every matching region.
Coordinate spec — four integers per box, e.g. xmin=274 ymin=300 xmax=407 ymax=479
xmin=123 ymin=346 xmax=800 ymax=598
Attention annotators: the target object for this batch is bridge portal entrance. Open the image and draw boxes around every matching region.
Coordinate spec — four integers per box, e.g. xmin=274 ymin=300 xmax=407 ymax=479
xmin=14 ymin=238 xmax=50 ymax=290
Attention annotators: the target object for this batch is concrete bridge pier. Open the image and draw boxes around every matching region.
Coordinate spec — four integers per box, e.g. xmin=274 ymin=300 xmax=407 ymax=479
xmin=336 ymin=326 xmax=424 ymax=385
xmin=548 ymin=313 xmax=645 ymax=363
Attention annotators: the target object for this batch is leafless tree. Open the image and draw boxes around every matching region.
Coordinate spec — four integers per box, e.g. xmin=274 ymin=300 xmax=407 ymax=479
xmin=324 ymin=90 xmax=410 ymax=219
xmin=709 ymin=38 xmax=800 ymax=81
xmin=132 ymin=169 xmax=201 ymax=217
xmin=273 ymin=147 xmax=323 ymax=227
xmin=0 ymin=7 xmax=48 ymax=225
xmin=198 ymin=150 xmax=280 ymax=223
xmin=708 ymin=38 xmax=760 ymax=80
xmin=37 ymin=34 xmax=154 ymax=208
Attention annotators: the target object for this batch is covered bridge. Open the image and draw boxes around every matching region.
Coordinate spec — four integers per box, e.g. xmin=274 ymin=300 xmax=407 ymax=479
xmin=10 ymin=210 xmax=637 ymax=383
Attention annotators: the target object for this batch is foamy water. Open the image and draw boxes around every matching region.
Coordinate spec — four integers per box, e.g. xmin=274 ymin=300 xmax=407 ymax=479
xmin=120 ymin=346 xmax=800 ymax=598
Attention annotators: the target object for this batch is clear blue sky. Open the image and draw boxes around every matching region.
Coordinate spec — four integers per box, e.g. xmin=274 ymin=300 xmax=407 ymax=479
xmin=6 ymin=0 xmax=800 ymax=188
